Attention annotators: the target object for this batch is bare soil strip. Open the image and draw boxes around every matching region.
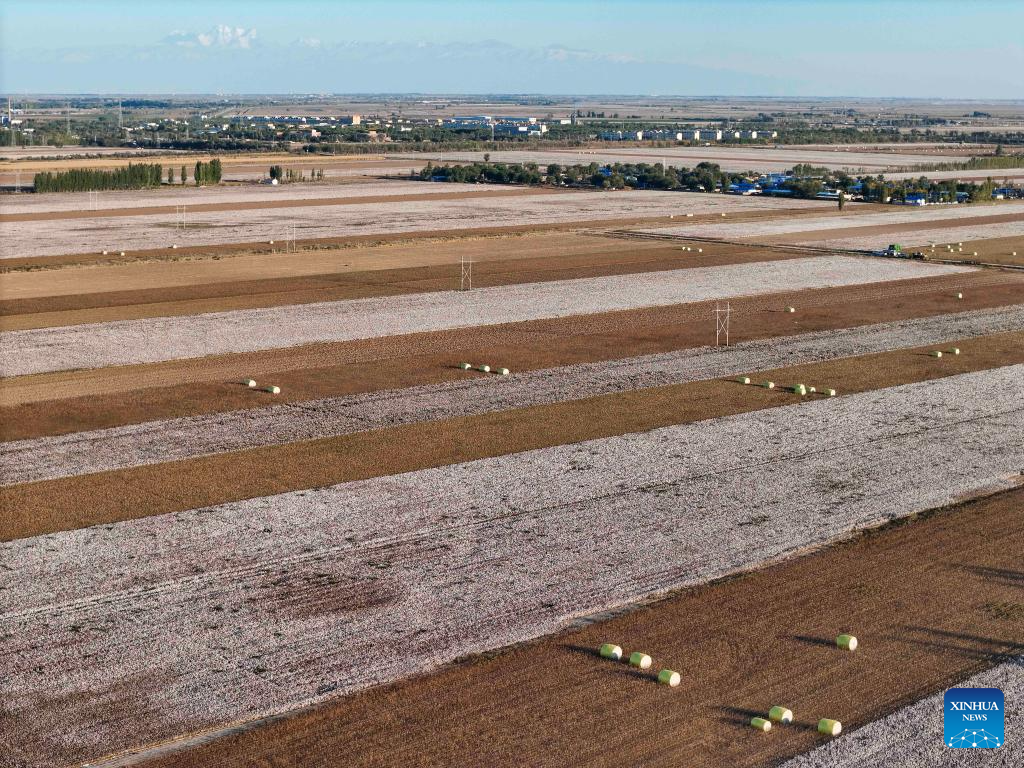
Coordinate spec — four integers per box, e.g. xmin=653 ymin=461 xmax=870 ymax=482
xmin=3 ymin=370 xmax=1022 ymax=768
xmin=0 ymin=257 xmax=970 ymax=378
xmin=122 ymin=487 xmax=1024 ymax=768
xmin=0 ymin=187 xmax=557 ymax=223
xmin=0 ymin=244 xmax=802 ymax=331
xmin=3 ymin=330 xmax=1021 ymax=543
xmin=3 ymin=271 xmax=1019 ymax=435
xmin=7 ymin=306 xmax=1024 ymax=486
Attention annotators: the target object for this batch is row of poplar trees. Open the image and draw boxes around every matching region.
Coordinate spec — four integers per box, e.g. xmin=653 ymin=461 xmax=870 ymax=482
xmin=34 ymin=158 xmax=225 ymax=192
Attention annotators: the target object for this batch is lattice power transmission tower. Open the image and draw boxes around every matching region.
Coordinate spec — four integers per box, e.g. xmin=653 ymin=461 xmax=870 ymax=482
xmin=715 ymin=302 xmax=732 ymax=347
xmin=460 ymin=254 xmax=473 ymax=291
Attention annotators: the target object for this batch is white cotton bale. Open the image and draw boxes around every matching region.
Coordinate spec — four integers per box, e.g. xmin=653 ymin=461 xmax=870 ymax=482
xmin=972 ymin=251 xmax=978 ymax=256
xmin=697 ymin=248 xmax=703 ymax=253
xmin=269 ymin=240 xmax=275 ymax=244
xmin=818 ymin=718 xmax=842 ymax=736
xmin=769 ymin=706 xmax=793 ymax=724
xmin=478 ymin=364 xmax=490 ymax=373
xmin=763 ymin=381 xmax=775 ymax=390
xmin=459 ymin=362 xmax=472 ymax=370
xmin=950 ymin=348 xmax=960 ymax=355
xmin=102 ymin=250 xmax=108 ymax=255
xmin=738 ymin=376 xmax=751 ymax=385
xmin=808 ymin=386 xmax=816 ymax=393
xmin=786 ymin=306 xmax=796 ymax=313
xmin=171 ymin=244 xmax=178 ymax=249
xmin=721 ymin=213 xmax=727 ymax=217
xmin=599 ymin=643 xmax=623 ymax=661
xmin=119 ymin=251 xmax=125 ymax=257
xmin=658 ymin=669 xmax=681 ymax=687
xmin=629 ymin=652 xmax=652 ymax=670
xmin=751 ymin=717 xmax=772 ymax=732
xmin=265 ymin=385 xmax=281 ymax=395
xmin=794 ymin=384 xmax=807 ymax=395
xmin=497 ymin=367 xmax=510 ymax=376
xmin=958 ymin=242 xmax=963 ymax=246
xmin=931 ymin=350 xmax=943 ymax=358
xmin=686 ymin=213 xmax=694 ymax=217
xmin=956 ymin=292 xmax=963 ymax=299
xmin=245 ymin=378 xmax=257 ymax=388
xmin=1013 ymin=252 xmax=1018 ymax=257
xmin=836 ymin=634 xmax=858 ymax=651
xmin=824 ymin=388 xmax=836 ymax=397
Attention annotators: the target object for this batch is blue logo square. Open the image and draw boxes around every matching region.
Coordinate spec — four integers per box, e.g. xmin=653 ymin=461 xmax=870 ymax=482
xmin=944 ymin=687 xmax=1004 ymax=748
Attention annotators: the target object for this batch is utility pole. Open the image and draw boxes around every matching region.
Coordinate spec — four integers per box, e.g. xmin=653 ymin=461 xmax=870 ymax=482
xmin=8 ymin=97 xmax=14 ymax=147
xmin=714 ymin=302 xmax=732 ymax=347
xmin=118 ymin=98 xmax=122 ymax=130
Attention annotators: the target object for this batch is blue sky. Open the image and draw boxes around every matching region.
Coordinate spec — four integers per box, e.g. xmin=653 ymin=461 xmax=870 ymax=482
xmin=2 ymin=0 xmax=1022 ymax=97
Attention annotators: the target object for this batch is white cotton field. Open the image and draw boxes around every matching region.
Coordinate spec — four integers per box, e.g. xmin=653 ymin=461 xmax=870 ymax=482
xmin=5 ymin=303 xmax=1023 ymax=485
xmin=0 ymin=255 xmax=972 ymax=376
xmin=1 ymin=367 xmax=1022 ymax=767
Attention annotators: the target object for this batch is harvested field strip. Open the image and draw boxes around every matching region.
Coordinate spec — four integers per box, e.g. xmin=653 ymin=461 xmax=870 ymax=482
xmin=4 ymin=332 xmax=1023 ymax=541
xmin=0 ymin=187 xmax=559 ymax=223
xmin=3 ymin=271 xmax=1020 ymax=434
xmin=0 ymin=189 xmax=831 ymax=260
xmin=0 ymin=256 xmax=972 ymax=377
xmin=782 ymin=659 xmax=1022 ymax=767
xmin=3 ymin=370 xmax=1022 ymax=768
xmin=0 ymin=245 xmax=805 ymax=331
xmin=808 ymin=221 xmax=1024 ymax=252
xmin=0 ymin=203 xmax=840 ymax=272
xmin=124 ymin=492 xmax=1024 ymax=768
xmin=7 ymin=306 xmax=1024 ymax=485
xmin=760 ymin=212 xmax=1024 ymax=245
xmin=638 ymin=202 xmax=1024 ymax=241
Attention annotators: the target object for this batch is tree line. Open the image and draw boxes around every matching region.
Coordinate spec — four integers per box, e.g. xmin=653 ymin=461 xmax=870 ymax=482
xmin=33 ymin=163 xmax=164 ymax=193
xmin=194 ymin=159 xmax=222 ymax=185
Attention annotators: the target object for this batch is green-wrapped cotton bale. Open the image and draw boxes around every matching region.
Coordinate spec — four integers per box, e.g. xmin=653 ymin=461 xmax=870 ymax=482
xmin=751 ymin=717 xmax=772 ymax=732
xmin=478 ymin=364 xmax=490 ymax=373
xmin=629 ymin=652 xmax=652 ymax=670
xmin=459 ymin=362 xmax=472 ymax=370
xmin=836 ymin=634 xmax=858 ymax=651
xmin=657 ymin=669 xmax=681 ymax=687
xmin=818 ymin=718 xmax=842 ymax=736
xmin=769 ymin=706 xmax=793 ymax=724
xmin=599 ymin=643 xmax=622 ymax=661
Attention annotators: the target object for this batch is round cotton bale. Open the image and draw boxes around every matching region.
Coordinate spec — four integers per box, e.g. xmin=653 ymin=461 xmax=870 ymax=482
xmin=171 ymin=244 xmax=178 ymax=249
xmin=957 ymin=248 xmax=963 ymax=253
xmin=1013 ymin=252 xmax=1018 ymax=257
xmin=629 ymin=652 xmax=652 ymax=670
xmin=269 ymin=240 xmax=275 ymax=244
xmin=972 ymin=251 xmax=978 ymax=256
xmin=956 ymin=292 xmax=963 ymax=299
xmin=958 ymin=242 xmax=963 ymax=246
xmin=931 ymin=350 xmax=943 ymax=358
xmin=750 ymin=717 xmax=772 ymax=732
xmin=658 ymin=669 xmax=681 ymax=687
xmin=786 ymin=306 xmax=795 ymax=313
xmin=950 ymin=348 xmax=960 ymax=355
xmin=825 ymin=388 xmax=836 ymax=397
xmin=818 ymin=718 xmax=842 ymax=736
xmin=102 ymin=250 xmax=108 ymax=255
xmin=738 ymin=376 xmax=751 ymax=385
xmin=119 ymin=251 xmax=126 ymax=257
xmin=599 ymin=643 xmax=623 ymax=661
xmin=245 ymin=378 xmax=257 ymax=388
xmin=459 ymin=362 xmax=472 ymax=370
xmin=670 ymin=215 xmax=674 ymax=219
xmin=686 ymin=213 xmax=694 ymax=217
xmin=836 ymin=634 xmax=858 ymax=651
xmin=697 ymin=248 xmax=703 ymax=253
xmin=265 ymin=385 xmax=281 ymax=395
xmin=763 ymin=381 xmax=775 ymax=390
xmin=497 ymin=367 xmax=510 ymax=376
xmin=808 ymin=386 xmax=817 ymax=393
xmin=478 ymin=364 xmax=491 ymax=373
xmin=769 ymin=706 xmax=793 ymax=724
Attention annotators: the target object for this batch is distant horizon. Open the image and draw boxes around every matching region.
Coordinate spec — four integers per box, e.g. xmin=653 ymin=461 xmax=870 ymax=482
xmin=6 ymin=94 xmax=1024 ymax=103
xmin=2 ymin=1 xmax=1022 ymax=98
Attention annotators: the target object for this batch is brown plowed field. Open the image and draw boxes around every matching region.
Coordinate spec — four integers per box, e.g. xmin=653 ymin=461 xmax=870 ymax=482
xmin=0 ymin=243 xmax=802 ymax=330
xmin=0 ymin=204 xmax=842 ymax=272
xmin=0 ymin=187 xmax=558 ymax=223
xmin=913 ymin=234 xmax=1024 ymax=267
xmin=751 ymin=211 xmax=1024 ymax=245
xmin=134 ymin=486 xmax=1024 ymax=768
xmin=4 ymin=271 xmax=1020 ymax=433
xmin=4 ymin=329 xmax=1021 ymax=542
